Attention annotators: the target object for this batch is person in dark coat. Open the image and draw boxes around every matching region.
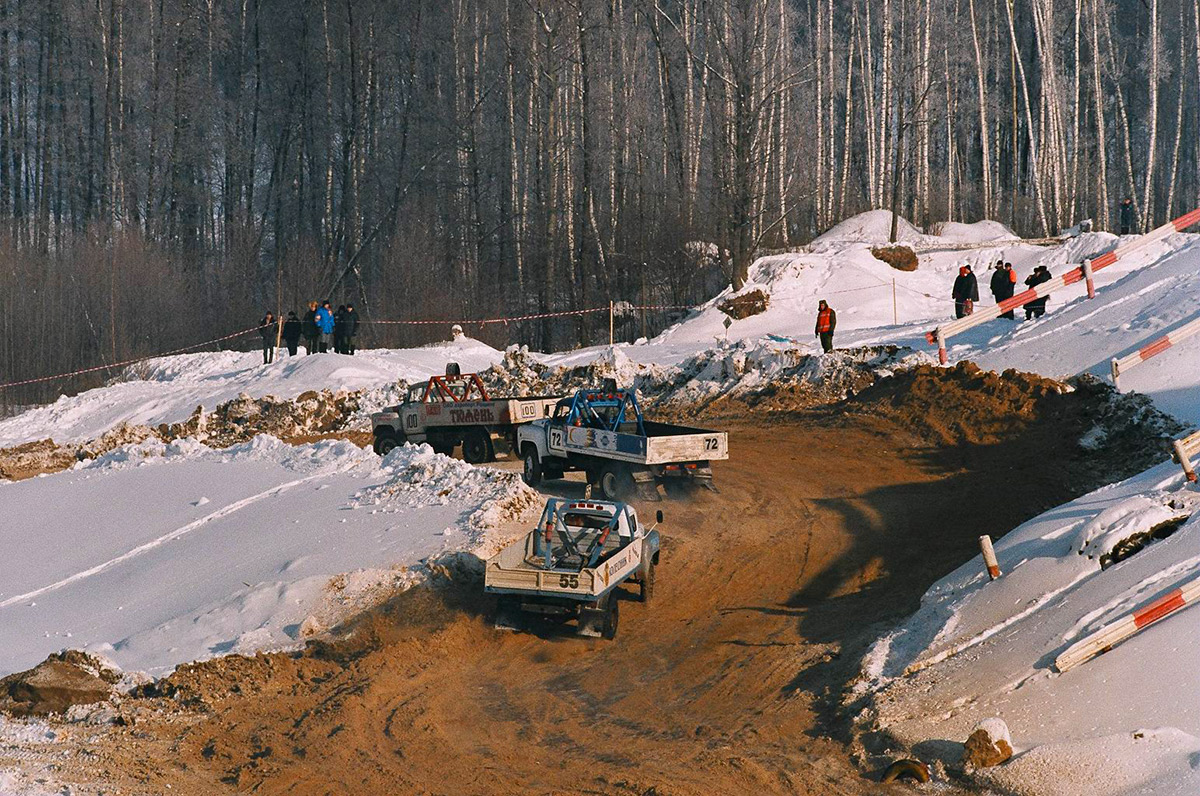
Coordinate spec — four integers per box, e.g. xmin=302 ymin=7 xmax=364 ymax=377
xmin=302 ymin=301 xmax=320 ymax=355
xmin=952 ymin=265 xmax=979 ymax=319
xmin=1024 ymin=265 xmax=1052 ymax=319
xmin=990 ymin=262 xmax=1016 ymax=319
xmin=259 ymin=311 xmax=277 ymax=364
xmin=282 ymin=311 xmax=303 ymax=356
xmin=333 ymin=305 xmax=348 ymax=354
xmin=814 ymin=299 xmax=836 ymax=354
xmin=344 ymin=303 xmax=359 ymax=355
xmin=1119 ymin=197 xmax=1136 ymax=235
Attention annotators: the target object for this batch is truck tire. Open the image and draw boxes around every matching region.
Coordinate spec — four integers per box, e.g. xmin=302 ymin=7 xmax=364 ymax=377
xmin=430 ymin=438 xmax=456 ymax=457
xmin=598 ymin=464 xmax=635 ymax=501
xmin=522 ymin=448 xmax=543 ymax=487
xmin=639 ymin=561 xmax=655 ymax=603
xmin=462 ymin=428 xmax=493 ymax=464
xmin=601 ymin=595 xmax=619 ymax=640
xmin=373 ymin=432 xmax=401 ymax=456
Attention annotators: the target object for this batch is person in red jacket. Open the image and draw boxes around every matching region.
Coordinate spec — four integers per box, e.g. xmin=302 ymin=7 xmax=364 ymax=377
xmin=815 ymin=300 xmax=836 ymax=354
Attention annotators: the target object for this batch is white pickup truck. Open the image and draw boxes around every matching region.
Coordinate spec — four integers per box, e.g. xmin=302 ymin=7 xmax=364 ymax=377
xmin=516 ymin=388 xmax=728 ymax=499
xmin=485 ymin=497 xmax=661 ymax=639
xmin=370 ymin=365 xmax=563 ymax=463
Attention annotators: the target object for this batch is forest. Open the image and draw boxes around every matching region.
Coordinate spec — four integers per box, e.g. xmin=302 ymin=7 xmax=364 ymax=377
xmin=0 ymin=0 xmax=1196 ymax=403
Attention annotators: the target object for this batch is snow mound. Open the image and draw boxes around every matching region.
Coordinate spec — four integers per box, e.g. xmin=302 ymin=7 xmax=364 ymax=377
xmin=932 ymin=220 xmax=1020 ymax=244
xmin=354 ymin=443 xmax=541 ymax=537
xmin=812 ymin=209 xmax=929 ymax=246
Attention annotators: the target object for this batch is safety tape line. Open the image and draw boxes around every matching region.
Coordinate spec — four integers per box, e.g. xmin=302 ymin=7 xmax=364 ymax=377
xmin=0 ymin=327 xmax=263 ymax=391
xmin=364 ymin=304 xmax=694 ymax=326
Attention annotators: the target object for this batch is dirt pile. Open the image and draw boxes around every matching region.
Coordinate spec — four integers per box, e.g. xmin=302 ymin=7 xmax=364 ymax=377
xmin=0 ymin=651 xmax=120 ymax=717
xmin=837 ymin=361 xmax=1184 ymax=487
xmin=718 ymin=288 xmax=770 ymax=319
xmin=870 ymin=245 xmax=919 ymax=271
xmin=0 ymin=390 xmax=369 ymax=481
xmin=0 ymin=438 xmax=74 ymax=480
xmin=480 ymin=342 xmax=928 ymax=418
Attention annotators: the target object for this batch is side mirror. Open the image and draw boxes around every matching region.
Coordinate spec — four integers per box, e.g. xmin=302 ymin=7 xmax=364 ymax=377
xmin=656 ymin=510 xmax=664 ymax=524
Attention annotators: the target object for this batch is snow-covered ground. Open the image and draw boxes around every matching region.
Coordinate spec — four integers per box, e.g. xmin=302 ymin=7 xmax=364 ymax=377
xmin=3 ymin=208 xmax=1200 ymax=795
xmin=0 ymin=337 xmax=504 ymax=448
xmin=0 ymin=437 xmax=537 ymax=677
xmin=861 ymin=462 xmax=1200 ymax=795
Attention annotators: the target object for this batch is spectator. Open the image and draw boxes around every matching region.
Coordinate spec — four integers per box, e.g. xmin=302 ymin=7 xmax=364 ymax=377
xmin=315 ymin=300 xmax=335 ymax=352
xmin=333 ymin=304 xmax=348 ymax=354
xmin=1024 ymin=265 xmax=1052 ymax=319
xmin=814 ymin=299 xmax=836 ymax=354
xmin=302 ymin=301 xmax=320 ymax=355
xmin=952 ymin=265 xmax=979 ymax=319
xmin=990 ymin=262 xmax=1016 ymax=320
xmin=282 ymin=311 xmax=303 ymax=356
xmin=344 ymin=303 xmax=359 ymax=355
xmin=259 ymin=311 xmax=277 ymax=365
xmin=1119 ymin=197 xmax=1136 ymax=235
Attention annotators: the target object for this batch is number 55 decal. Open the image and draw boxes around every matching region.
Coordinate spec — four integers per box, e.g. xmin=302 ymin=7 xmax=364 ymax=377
xmin=558 ymin=574 xmax=579 ymax=589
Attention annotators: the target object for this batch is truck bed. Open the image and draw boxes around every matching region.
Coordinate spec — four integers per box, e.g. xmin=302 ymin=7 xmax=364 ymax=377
xmin=485 ymin=533 xmax=642 ymax=600
xmin=551 ymin=421 xmax=728 ymax=466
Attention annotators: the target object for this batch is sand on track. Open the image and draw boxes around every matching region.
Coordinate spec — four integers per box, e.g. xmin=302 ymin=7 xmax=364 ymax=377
xmin=15 ymin=365 xmax=1172 ymax=795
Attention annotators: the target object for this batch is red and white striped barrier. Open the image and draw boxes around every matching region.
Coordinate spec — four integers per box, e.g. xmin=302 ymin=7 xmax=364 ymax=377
xmin=1172 ymin=430 xmax=1200 ymax=483
xmin=927 ymin=207 xmax=1200 ymax=364
xmin=1055 ymin=574 xmax=1200 ymax=672
xmin=1110 ymin=314 xmax=1200 ymax=389
xmin=979 ymin=535 xmax=1001 ymax=579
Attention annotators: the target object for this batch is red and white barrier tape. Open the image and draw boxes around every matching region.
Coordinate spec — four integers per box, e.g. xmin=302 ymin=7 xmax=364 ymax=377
xmin=0 ymin=327 xmax=262 ymax=391
xmin=365 ymin=304 xmax=693 ymax=326
xmin=926 ymin=207 xmax=1200 ymax=362
xmin=1056 ymin=574 xmax=1200 ymax=672
xmin=1111 ymin=314 xmax=1200 ymax=388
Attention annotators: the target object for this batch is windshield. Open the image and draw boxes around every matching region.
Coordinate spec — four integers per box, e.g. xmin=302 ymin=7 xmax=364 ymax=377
xmin=406 ymin=384 xmax=427 ymax=403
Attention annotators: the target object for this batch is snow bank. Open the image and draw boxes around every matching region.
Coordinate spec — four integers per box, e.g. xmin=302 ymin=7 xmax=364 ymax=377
xmin=933 ymin=220 xmax=1020 ymax=244
xmin=0 ymin=336 xmax=503 ymax=447
xmin=0 ymin=437 xmax=538 ymax=678
xmin=860 ymin=460 xmax=1200 ymax=795
xmin=811 ymin=209 xmax=931 ymax=246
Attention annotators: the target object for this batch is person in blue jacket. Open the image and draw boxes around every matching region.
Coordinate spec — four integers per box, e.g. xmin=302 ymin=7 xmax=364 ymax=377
xmin=315 ymin=300 xmax=335 ymax=352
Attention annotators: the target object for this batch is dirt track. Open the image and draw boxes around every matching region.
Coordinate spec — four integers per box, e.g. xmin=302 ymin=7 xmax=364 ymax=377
xmin=56 ymin=366 xmax=1157 ymax=796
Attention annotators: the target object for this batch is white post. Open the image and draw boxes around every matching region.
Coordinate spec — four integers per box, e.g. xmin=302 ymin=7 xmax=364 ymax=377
xmin=936 ymin=328 xmax=948 ymax=365
xmin=609 ymin=300 xmax=614 ymax=346
xmin=893 ymin=278 xmax=898 ymax=325
xmin=1110 ymin=358 xmax=1121 ymax=390
xmin=1082 ymin=258 xmax=1096 ymax=299
xmin=979 ymin=535 xmax=1001 ymax=579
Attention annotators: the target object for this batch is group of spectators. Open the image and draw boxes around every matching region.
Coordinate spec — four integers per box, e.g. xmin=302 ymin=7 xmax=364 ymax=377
xmin=952 ymin=260 xmax=1054 ymax=321
xmin=257 ymin=300 xmax=359 ymax=364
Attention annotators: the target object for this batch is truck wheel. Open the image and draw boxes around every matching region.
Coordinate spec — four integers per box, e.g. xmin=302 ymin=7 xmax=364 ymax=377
xmin=601 ymin=596 xmax=620 ymax=640
xmin=522 ymin=449 xmax=543 ymax=487
xmin=431 ymin=439 xmax=456 ymax=457
xmin=598 ymin=464 xmax=635 ymax=501
xmin=640 ymin=562 xmax=655 ymax=603
xmin=373 ymin=433 xmax=400 ymax=456
xmin=462 ymin=429 xmax=491 ymax=464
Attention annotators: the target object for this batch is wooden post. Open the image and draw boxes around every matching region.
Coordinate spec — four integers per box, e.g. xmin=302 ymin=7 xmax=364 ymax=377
xmin=609 ymin=300 xmax=614 ymax=346
xmin=1110 ymin=358 xmax=1121 ymax=390
xmin=1173 ymin=439 xmax=1198 ymax=483
xmin=979 ymin=535 xmax=1001 ymax=579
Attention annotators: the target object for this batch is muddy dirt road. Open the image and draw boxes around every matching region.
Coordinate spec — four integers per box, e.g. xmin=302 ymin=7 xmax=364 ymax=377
xmin=64 ymin=366 xmax=1148 ymax=796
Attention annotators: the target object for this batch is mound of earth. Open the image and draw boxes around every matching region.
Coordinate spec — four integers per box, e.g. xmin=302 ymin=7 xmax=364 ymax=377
xmin=836 ymin=361 xmax=1184 ymax=488
xmin=0 ymin=389 xmax=369 ymax=481
xmin=0 ymin=651 xmax=120 ymax=717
